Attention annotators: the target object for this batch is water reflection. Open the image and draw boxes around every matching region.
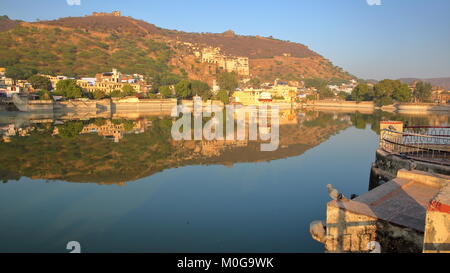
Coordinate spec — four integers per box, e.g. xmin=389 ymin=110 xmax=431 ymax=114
xmin=0 ymin=110 xmax=448 ymax=185
xmin=0 ymin=109 xmax=448 ymax=253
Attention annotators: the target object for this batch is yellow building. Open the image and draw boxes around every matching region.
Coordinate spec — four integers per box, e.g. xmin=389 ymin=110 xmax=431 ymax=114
xmin=77 ymin=80 xmax=141 ymax=94
xmin=233 ymin=85 xmax=298 ymax=105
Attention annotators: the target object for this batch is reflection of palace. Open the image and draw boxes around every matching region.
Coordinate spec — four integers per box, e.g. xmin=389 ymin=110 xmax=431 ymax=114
xmin=79 ymin=119 xmax=149 ymax=143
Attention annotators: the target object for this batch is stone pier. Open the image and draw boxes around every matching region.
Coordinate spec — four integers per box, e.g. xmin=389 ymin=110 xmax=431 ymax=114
xmin=314 ymin=169 xmax=450 ymax=253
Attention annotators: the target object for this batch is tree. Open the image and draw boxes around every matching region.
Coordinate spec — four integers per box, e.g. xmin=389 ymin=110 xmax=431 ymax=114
xmin=413 ymin=81 xmax=432 ymax=102
xmin=38 ymin=89 xmax=51 ymax=100
xmin=337 ymin=91 xmax=350 ymax=100
xmin=249 ymin=77 xmax=261 ymax=89
xmin=351 ymin=84 xmax=369 ymax=102
xmin=110 ymin=89 xmax=124 ymax=98
xmin=28 ymin=75 xmax=52 ymax=90
xmin=373 ymin=79 xmax=399 ymax=106
xmin=175 ymin=79 xmax=192 ymax=98
xmin=216 ymin=90 xmax=229 ymax=104
xmin=190 ymin=80 xmax=211 ymax=99
xmin=93 ymin=90 xmax=107 ymax=100
xmin=57 ymin=121 xmax=84 ymax=138
xmin=217 ymin=72 xmax=238 ymax=92
xmin=55 ymin=79 xmax=83 ymax=99
xmin=5 ymin=65 xmax=37 ymax=82
xmin=159 ymin=85 xmax=172 ymax=98
xmin=318 ymin=86 xmax=334 ymax=99
xmin=122 ymin=84 xmax=136 ymax=97
xmin=304 ymin=78 xmax=327 ymax=89
xmin=393 ymin=83 xmax=412 ymax=102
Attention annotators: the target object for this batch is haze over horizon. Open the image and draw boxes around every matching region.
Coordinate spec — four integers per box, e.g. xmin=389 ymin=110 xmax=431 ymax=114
xmin=1 ymin=0 xmax=449 ymax=80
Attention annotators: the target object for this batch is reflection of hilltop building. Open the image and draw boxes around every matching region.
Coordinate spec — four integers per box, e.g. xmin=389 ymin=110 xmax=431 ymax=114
xmin=201 ymin=47 xmax=249 ymax=76
xmin=200 ymin=140 xmax=248 ymax=157
xmin=81 ymin=120 xmax=125 ymax=143
xmin=80 ymin=119 xmax=149 ymax=143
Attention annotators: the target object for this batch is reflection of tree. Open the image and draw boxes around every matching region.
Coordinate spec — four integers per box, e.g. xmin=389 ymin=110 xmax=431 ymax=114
xmin=0 ymin=118 xmax=175 ymax=184
xmin=5 ymin=110 xmax=438 ymax=185
xmin=349 ymin=110 xmax=441 ymax=134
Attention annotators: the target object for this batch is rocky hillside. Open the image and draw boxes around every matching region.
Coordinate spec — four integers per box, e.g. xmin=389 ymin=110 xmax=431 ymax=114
xmin=0 ymin=13 xmax=353 ymax=83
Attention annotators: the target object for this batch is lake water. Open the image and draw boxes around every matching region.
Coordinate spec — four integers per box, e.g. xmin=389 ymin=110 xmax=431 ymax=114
xmin=0 ymin=109 xmax=448 ymax=253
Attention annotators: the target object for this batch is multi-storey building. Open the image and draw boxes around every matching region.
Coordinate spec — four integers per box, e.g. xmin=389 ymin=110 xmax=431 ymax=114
xmin=201 ymin=47 xmax=249 ymax=76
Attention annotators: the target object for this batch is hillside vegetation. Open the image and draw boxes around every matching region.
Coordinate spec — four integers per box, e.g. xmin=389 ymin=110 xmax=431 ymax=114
xmin=0 ymin=14 xmax=353 ymax=82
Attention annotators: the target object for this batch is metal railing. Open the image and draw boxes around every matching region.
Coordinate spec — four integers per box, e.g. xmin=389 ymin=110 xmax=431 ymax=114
xmin=381 ymin=126 xmax=450 ymax=166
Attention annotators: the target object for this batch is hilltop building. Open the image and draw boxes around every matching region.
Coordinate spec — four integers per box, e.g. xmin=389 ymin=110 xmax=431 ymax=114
xmin=201 ymin=47 xmax=249 ymax=76
xmin=91 ymin=11 xmax=121 ymax=17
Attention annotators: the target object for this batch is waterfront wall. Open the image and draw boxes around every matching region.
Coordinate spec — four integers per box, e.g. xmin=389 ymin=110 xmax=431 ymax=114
xmin=303 ymin=100 xmax=450 ymax=113
xmin=112 ymin=98 xmax=177 ymax=113
xmin=397 ymin=103 xmax=450 ymax=114
xmin=10 ymin=98 xmax=179 ymax=114
xmin=304 ymin=100 xmax=375 ymax=109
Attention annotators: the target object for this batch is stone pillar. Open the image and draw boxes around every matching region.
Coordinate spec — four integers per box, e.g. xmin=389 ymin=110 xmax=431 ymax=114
xmin=423 ymin=184 xmax=450 ymax=253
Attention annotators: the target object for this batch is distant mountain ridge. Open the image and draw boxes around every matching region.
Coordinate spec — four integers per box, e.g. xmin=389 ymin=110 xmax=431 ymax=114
xmin=398 ymin=77 xmax=450 ymax=90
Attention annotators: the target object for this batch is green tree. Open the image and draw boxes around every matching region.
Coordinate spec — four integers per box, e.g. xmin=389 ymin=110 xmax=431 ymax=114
xmin=304 ymin=78 xmax=327 ymax=89
xmin=373 ymin=79 xmax=399 ymax=106
xmin=190 ymin=80 xmax=211 ymax=99
xmin=5 ymin=65 xmax=37 ymax=82
xmin=175 ymin=79 xmax=192 ymax=98
xmin=413 ymin=81 xmax=432 ymax=102
xmin=393 ymin=83 xmax=412 ymax=102
xmin=249 ymin=77 xmax=261 ymax=89
xmin=159 ymin=85 xmax=172 ymax=98
xmin=38 ymin=89 xmax=51 ymax=100
xmin=110 ymin=89 xmax=124 ymax=98
xmin=56 ymin=121 xmax=84 ymax=138
xmin=217 ymin=72 xmax=238 ymax=92
xmin=28 ymin=75 xmax=52 ymax=90
xmin=216 ymin=90 xmax=229 ymax=104
xmin=122 ymin=84 xmax=136 ymax=97
xmin=93 ymin=90 xmax=107 ymax=100
xmin=55 ymin=79 xmax=82 ymax=99
xmin=351 ymin=84 xmax=369 ymax=102
xmin=318 ymin=86 xmax=334 ymax=99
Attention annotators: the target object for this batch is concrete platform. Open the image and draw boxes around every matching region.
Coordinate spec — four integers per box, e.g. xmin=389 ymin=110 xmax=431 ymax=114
xmin=323 ymin=170 xmax=450 ymax=253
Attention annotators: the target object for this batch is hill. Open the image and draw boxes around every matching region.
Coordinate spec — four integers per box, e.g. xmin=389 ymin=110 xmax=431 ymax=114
xmin=0 ymin=13 xmax=354 ymax=84
xmin=0 ymin=15 xmax=21 ymax=32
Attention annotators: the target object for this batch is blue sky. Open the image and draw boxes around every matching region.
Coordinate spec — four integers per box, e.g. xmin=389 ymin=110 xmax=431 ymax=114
xmin=1 ymin=0 xmax=449 ymax=80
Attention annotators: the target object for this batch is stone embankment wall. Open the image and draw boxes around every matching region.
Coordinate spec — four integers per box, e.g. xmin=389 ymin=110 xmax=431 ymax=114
xmin=304 ymin=100 xmax=375 ymax=109
xmin=397 ymin=103 xmax=450 ymax=113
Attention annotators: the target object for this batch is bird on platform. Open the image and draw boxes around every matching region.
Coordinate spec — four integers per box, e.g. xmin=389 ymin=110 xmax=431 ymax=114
xmin=326 ymin=184 xmax=349 ymax=201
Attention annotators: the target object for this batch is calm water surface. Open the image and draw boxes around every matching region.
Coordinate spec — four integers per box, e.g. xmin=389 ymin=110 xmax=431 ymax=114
xmin=0 ymin=110 xmax=447 ymax=252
